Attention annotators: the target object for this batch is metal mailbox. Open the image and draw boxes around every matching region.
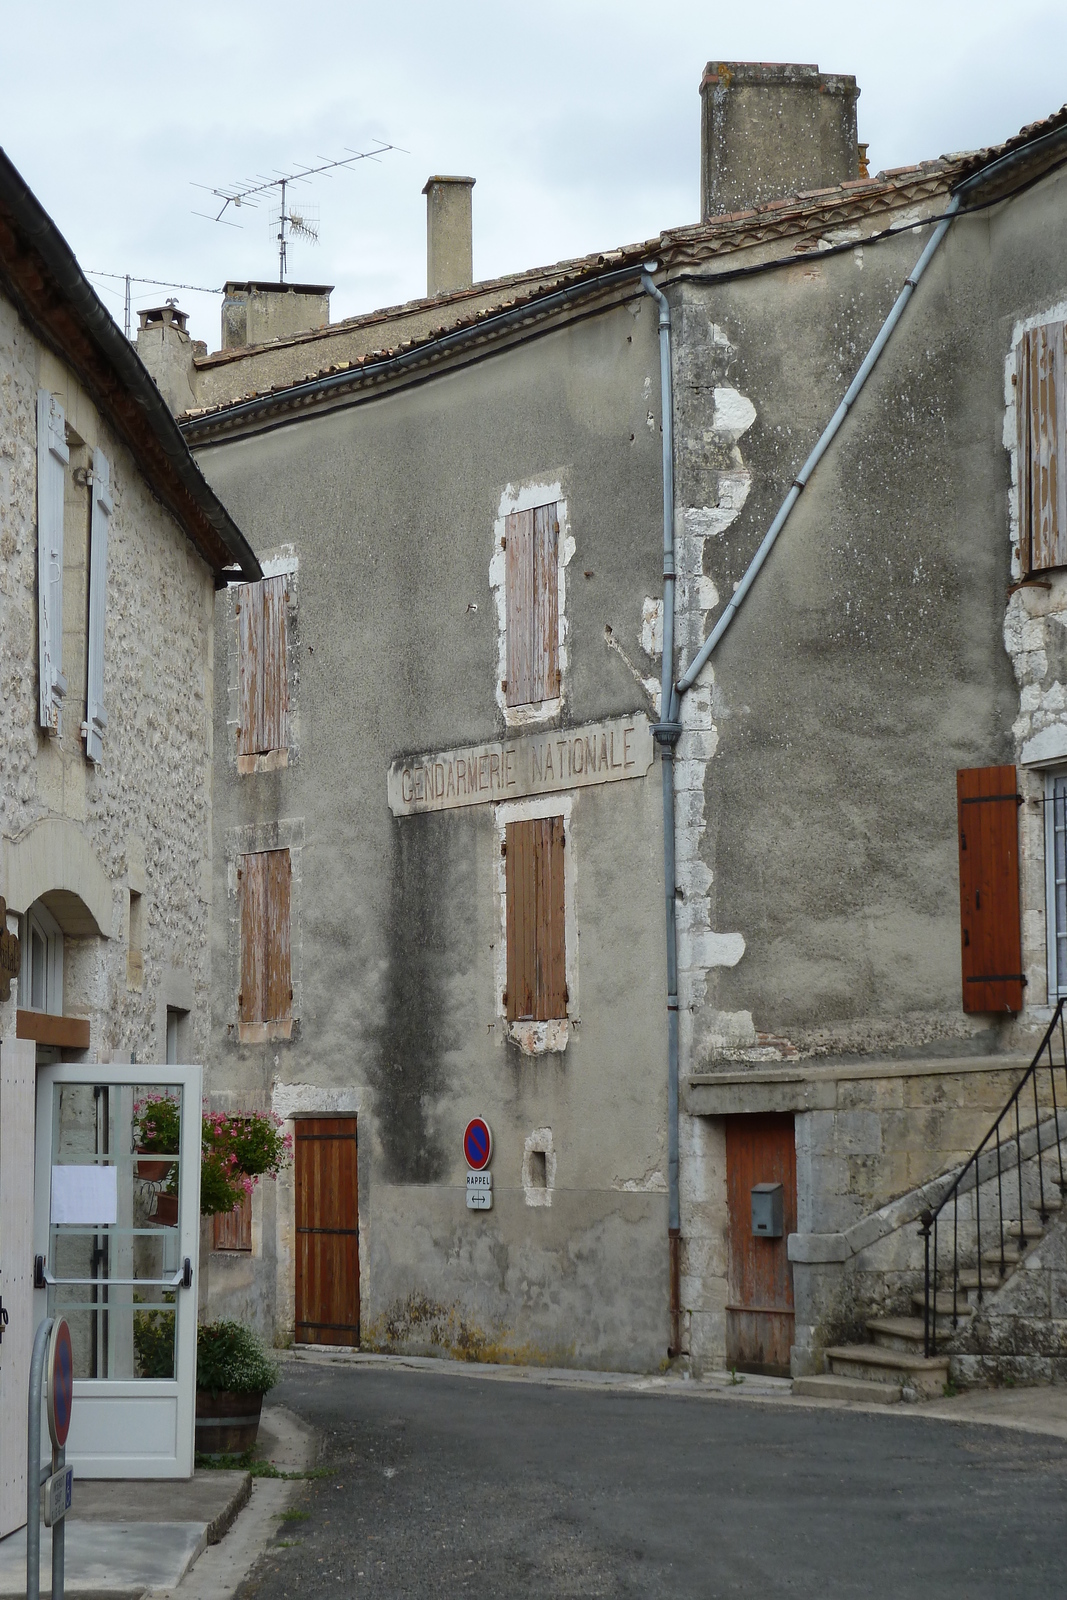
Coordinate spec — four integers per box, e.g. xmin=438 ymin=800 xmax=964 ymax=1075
xmin=751 ymin=1181 xmax=784 ymax=1238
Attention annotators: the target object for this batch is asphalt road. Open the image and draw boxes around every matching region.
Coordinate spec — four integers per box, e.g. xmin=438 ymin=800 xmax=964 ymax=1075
xmin=238 ymin=1362 xmax=1067 ymax=1599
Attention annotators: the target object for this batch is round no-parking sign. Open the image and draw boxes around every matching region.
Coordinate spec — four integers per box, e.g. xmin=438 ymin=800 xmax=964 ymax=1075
xmin=463 ymin=1117 xmax=492 ymax=1171
xmin=48 ymin=1317 xmax=74 ymax=1451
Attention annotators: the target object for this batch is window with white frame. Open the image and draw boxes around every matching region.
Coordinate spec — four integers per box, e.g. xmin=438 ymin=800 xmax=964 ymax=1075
xmin=18 ymin=900 xmax=63 ymax=1014
xmin=1046 ymin=770 xmax=1067 ymax=999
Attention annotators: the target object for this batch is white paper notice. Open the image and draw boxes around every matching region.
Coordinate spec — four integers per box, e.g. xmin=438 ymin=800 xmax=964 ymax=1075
xmin=51 ymin=1163 xmax=118 ymax=1225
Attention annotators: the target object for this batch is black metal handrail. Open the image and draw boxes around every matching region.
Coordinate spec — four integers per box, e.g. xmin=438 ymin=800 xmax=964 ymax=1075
xmin=919 ymin=998 xmax=1067 ymax=1357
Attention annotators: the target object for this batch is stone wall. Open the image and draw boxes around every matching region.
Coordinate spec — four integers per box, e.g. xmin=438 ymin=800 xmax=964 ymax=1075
xmin=0 ymin=287 xmax=216 ymax=1064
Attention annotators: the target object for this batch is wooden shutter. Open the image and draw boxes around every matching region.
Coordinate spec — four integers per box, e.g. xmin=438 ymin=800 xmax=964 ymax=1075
xmin=1018 ymin=323 xmax=1067 ymax=574
xmin=212 ymin=1192 xmax=252 ymax=1251
xmin=36 ymin=390 xmax=68 ymax=733
xmin=505 ymin=503 xmax=559 ymax=707
xmin=957 ymin=766 xmax=1024 ymax=1013
xmin=239 ymin=848 xmax=292 ymax=1025
xmin=505 ymin=816 xmax=566 ymax=1022
xmin=266 ymin=848 xmax=292 ymax=1022
xmin=237 ymin=576 xmax=289 ymax=756
xmin=84 ymin=448 xmax=113 ymax=763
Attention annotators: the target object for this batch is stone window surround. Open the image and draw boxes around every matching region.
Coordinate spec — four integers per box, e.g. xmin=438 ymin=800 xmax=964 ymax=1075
xmin=224 ymin=817 xmax=304 ymax=1043
xmin=494 ymin=792 xmax=577 ymax=1056
xmin=490 ymin=479 xmax=573 ymax=730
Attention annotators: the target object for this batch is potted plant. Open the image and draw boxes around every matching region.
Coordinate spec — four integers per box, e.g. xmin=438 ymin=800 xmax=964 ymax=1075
xmin=132 ymin=1093 xmax=181 ymax=1184
xmin=195 ymin=1320 xmax=278 ymax=1456
xmin=199 ymin=1109 xmax=292 ymax=1217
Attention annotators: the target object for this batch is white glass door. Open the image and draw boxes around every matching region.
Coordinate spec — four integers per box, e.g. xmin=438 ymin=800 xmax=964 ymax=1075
xmin=33 ymin=1063 xmax=202 ymax=1478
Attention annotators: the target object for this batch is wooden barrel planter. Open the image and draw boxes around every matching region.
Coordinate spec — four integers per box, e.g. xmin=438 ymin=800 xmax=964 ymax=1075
xmin=195 ymin=1389 xmax=264 ymax=1456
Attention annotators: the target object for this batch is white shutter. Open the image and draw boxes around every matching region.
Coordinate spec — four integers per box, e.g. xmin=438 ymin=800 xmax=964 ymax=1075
xmin=84 ymin=447 xmax=113 ymax=762
xmin=36 ymin=390 xmax=68 ymax=733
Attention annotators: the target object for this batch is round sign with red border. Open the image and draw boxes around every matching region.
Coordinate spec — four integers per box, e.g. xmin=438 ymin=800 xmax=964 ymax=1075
xmin=463 ymin=1117 xmax=492 ymax=1172
xmin=48 ymin=1317 xmax=74 ymax=1451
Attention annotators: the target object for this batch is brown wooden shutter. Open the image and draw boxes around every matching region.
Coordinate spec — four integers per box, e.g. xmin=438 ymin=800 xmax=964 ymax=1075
xmin=532 ymin=504 xmax=559 ymax=702
xmin=238 ymin=852 xmax=267 ymax=1024
xmin=238 ymin=848 xmax=291 ymax=1024
xmin=236 ymin=577 xmax=289 ymax=755
xmin=957 ymin=766 xmax=1024 ymax=1014
xmin=266 ymin=848 xmax=292 ymax=1022
xmin=212 ymin=1193 xmax=252 ymax=1252
xmin=1018 ymin=323 xmax=1067 ymax=574
xmin=506 ymin=817 xmax=566 ymax=1022
xmin=505 ymin=504 xmax=559 ymax=707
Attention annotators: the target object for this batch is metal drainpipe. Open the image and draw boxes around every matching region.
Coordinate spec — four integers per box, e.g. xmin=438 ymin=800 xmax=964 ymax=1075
xmin=641 ymin=184 xmax=972 ymax=1360
xmin=641 ymin=266 xmax=683 ymax=1356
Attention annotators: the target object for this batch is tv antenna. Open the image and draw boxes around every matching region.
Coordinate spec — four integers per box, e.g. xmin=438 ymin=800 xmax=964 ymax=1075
xmin=85 ymin=270 xmax=222 ymax=338
xmin=192 ymin=143 xmax=399 ymax=282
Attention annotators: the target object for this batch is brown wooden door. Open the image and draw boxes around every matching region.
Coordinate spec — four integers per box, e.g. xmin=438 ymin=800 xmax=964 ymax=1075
xmin=295 ymin=1117 xmax=360 ymax=1346
xmin=725 ymin=1114 xmax=797 ymax=1377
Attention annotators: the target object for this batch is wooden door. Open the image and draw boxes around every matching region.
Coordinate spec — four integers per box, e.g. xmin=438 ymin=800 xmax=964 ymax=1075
xmin=295 ymin=1118 xmax=359 ymax=1346
xmin=725 ymin=1114 xmax=797 ymax=1377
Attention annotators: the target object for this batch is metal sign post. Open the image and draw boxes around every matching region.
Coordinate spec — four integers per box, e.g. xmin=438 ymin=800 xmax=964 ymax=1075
xmin=27 ymin=1316 xmax=73 ymax=1600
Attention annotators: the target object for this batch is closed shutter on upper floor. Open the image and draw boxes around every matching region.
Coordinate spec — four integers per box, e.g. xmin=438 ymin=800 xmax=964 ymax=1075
xmin=238 ymin=848 xmax=292 ymax=1025
xmin=505 ymin=816 xmax=566 ymax=1021
xmin=1017 ymin=322 xmax=1067 ymax=574
xmin=236 ymin=575 xmax=289 ymax=757
xmin=85 ymin=448 xmax=113 ymax=763
xmin=36 ymin=390 xmax=68 ymax=733
xmin=957 ymin=765 xmax=1024 ymax=1014
xmin=505 ymin=504 xmax=559 ymax=707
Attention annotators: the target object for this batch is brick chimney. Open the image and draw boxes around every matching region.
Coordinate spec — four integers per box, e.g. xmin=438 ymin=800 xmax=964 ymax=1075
xmin=700 ymin=62 xmax=860 ymax=219
xmin=422 ymin=176 xmax=475 ymax=297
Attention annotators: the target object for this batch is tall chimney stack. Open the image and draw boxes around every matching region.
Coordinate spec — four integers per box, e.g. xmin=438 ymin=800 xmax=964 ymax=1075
xmin=700 ymin=62 xmax=860 ymax=219
xmin=422 ymin=176 xmax=475 ymax=297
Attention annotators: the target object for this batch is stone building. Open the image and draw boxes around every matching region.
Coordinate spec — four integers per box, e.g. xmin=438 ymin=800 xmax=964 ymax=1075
xmin=0 ymin=151 xmax=259 ymax=1521
xmin=153 ymin=67 xmax=1067 ymax=1387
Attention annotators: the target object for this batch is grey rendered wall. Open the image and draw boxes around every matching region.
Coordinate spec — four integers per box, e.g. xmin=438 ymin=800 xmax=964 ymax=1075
xmin=197 ymin=298 xmax=672 ymax=1369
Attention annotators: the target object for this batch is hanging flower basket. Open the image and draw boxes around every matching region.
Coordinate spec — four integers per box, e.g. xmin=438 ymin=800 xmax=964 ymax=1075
xmin=153 ymin=1192 xmax=179 ymax=1226
xmin=133 ymin=1095 xmax=181 ymax=1184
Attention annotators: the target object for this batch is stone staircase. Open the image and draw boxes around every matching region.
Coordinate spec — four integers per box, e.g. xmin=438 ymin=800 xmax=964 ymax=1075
xmin=793 ymin=1200 xmax=1060 ymax=1404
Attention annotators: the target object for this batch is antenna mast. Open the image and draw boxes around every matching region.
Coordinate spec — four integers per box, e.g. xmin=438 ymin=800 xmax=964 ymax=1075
xmin=193 ymin=143 xmax=398 ymax=283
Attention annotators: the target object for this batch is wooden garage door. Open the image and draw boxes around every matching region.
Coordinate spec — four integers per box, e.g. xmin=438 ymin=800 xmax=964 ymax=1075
xmin=725 ymin=1114 xmax=797 ymax=1378
xmin=295 ymin=1118 xmax=359 ymax=1346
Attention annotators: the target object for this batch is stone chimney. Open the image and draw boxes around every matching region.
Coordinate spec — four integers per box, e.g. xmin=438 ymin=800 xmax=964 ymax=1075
xmin=220 ymin=281 xmax=333 ymax=350
xmin=700 ymin=62 xmax=860 ymax=219
xmin=135 ymin=302 xmax=205 ymax=416
xmin=422 ymin=176 xmax=475 ymax=297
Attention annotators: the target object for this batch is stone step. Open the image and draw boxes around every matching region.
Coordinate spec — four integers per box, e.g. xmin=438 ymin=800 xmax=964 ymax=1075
xmin=793 ymin=1373 xmax=902 ymax=1404
xmin=867 ymin=1316 xmax=926 ymax=1352
xmin=957 ymin=1267 xmax=1008 ymax=1291
xmin=1032 ymin=1192 xmax=1064 ymax=1213
xmin=825 ymin=1343 xmax=950 ymax=1399
xmin=982 ymin=1244 xmax=1031 ymax=1268
xmin=911 ymin=1291 xmax=975 ymax=1320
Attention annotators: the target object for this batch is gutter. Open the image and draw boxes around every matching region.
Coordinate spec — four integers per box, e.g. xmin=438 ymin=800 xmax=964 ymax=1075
xmin=182 ymin=262 xmax=653 ymax=442
xmin=641 ymin=122 xmax=1067 ymax=1366
xmin=0 ymin=149 xmax=260 ymax=584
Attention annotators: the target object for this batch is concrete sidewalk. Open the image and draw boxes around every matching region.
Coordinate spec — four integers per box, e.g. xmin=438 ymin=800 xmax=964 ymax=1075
xmin=0 ymin=1404 xmax=314 ymax=1600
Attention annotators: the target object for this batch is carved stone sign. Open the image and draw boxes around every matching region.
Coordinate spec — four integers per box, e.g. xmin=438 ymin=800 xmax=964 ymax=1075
xmin=388 ymin=714 xmax=654 ymax=817
xmin=0 ymin=897 xmax=21 ymax=986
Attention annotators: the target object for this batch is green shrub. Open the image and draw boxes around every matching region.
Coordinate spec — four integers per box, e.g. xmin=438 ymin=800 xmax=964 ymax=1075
xmin=197 ymin=1320 xmax=279 ymax=1395
xmin=133 ymin=1295 xmax=175 ymax=1379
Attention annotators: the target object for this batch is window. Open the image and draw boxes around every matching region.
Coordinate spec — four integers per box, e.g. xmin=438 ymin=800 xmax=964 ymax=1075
xmin=1017 ymin=322 xmax=1067 ymax=574
xmin=166 ymin=1006 xmax=190 ymax=1066
xmin=37 ymin=389 xmax=69 ymax=733
xmin=236 ymin=576 xmax=289 ymax=766
xmin=956 ymin=766 xmax=1024 ymax=1013
xmin=19 ymin=901 xmax=63 ymax=1015
xmin=1046 ymin=771 xmax=1067 ymax=1000
xmin=505 ymin=816 xmax=566 ymax=1021
xmin=505 ymin=503 xmax=559 ymax=708
xmin=238 ymin=848 xmax=292 ymax=1038
xmin=213 ymin=1193 xmax=252 ymax=1252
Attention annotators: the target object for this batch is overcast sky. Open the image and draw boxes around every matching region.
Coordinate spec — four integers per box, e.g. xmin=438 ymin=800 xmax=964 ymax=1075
xmin=4 ymin=0 xmax=1065 ymax=351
